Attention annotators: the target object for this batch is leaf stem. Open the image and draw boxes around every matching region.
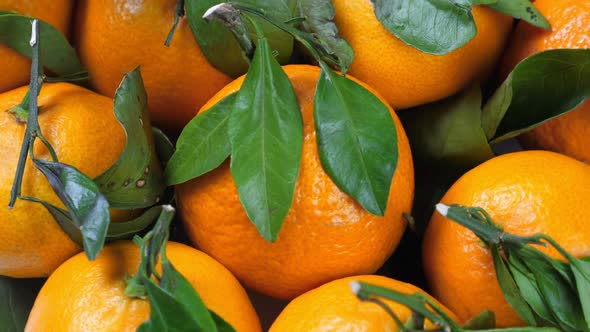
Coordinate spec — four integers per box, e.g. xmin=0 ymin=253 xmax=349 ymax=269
xmin=351 ymin=281 xmax=450 ymax=330
xmin=202 ymin=3 xmax=255 ymax=61
xmin=436 ymin=204 xmax=545 ymax=248
xmin=228 ymin=3 xmax=339 ymax=71
xmin=164 ymin=0 xmax=185 ymax=47
xmin=125 ymin=205 xmax=175 ymax=298
xmin=9 ymin=19 xmax=44 ymax=209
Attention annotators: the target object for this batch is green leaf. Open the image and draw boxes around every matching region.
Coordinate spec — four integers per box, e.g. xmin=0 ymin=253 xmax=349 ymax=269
xmin=137 ymin=278 xmax=211 ymax=332
xmin=185 ymin=0 xmax=294 ymax=77
xmin=0 ymin=276 xmax=45 ymax=332
xmin=95 ymin=67 xmax=165 ymax=209
xmin=492 ymin=247 xmax=538 ymax=326
xmin=314 ymin=65 xmax=397 ymax=215
xmin=228 ymin=36 xmax=302 ymax=242
xmin=0 ymin=11 xmax=85 ymax=76
xmin=520 ymin=249 xmax=587 ymax=332
xmin=165 ymin=94 xmax=235 ymax=185
xmin=485 ymin=0 xmax=550 ymax=30
xmin=297 ymin=0 xmax=354 ymax=73
xmin=106 ymin=206 xmax=163 ymax=241
xmin=462 ymin=310 xmax=496 ymax=329
xmin=36 ymin=201 xmax=83 ymax=247
xmin=401 ymin=84 xmax=494 ymax=167
xmin=482 ymin=49 xmax=590 ymax=143
xmin=138 ymin=259 xmax=219 ymax=332
xmin=32 ymin=159 xmax=109 ymax=260
xmin=210 ymin=310 xmax=238 ymax=332
xmin=32 ymin=201 xmax=163 ymax=246
xmin=570 ymin=258 xmax=590 ymax=330
xmin=507 ymin=252 xmax=558 ymax=327
xmin=152 ymin=127 xmax=175 ymax=168
xmin=482 ymin=328 xmax=561 ymax=332
xmin=372 ymin=0 xmax=476 ymax=55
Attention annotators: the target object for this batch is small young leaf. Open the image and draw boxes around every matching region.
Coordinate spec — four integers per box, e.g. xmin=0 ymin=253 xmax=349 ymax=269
xmin=32 ymin=159 xmax=109 ymax=260
xmin=485 ymin=0 xmax=550 ymax=30
xmin=0 ymin=12 xmax=85 ymax=76
xmin=401 ymin=84 xmax=495 ymax=167
xmin=314 ymin=66 xmax=397 ymax=215
xmin=491 ymin=247 xmax=538 ymax=326
xmin=228 ymin=37 xmax=303 ymax=241
xmin=482 ymin=49 xmax=590 ymax=143
xmin=165 ymin=93 xmax=235 ymax=185
xmin=297 ymin=0 xmax=354 ymax=73
xmin=186 ymin=0 xmax=294 ymax=77
xmin=372 ymin=0 xmax=476 ymax=55
xmin=95 ymin=67 xmax=165 ymax=209
xmin=0 ymin=276 xmax=44 ymax=332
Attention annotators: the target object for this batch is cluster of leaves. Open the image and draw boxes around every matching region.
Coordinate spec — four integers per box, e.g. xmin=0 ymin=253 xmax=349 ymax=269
xmin=438 ymin=204 xmax=590 ymax=331
xmin=166 ymin=1 xmax=398 ymax=241
xmin=352 ymin=280 xmax=560 ymax=331
xmin=372 ymin=0 xmax=549 ymax=55
xmin=3 ymin=15 xmax=170 ymax=260
xmin=400 ymin=48 xmax=590 ymax=232
xmin=126 ymin=206 xmax=236 ymax=332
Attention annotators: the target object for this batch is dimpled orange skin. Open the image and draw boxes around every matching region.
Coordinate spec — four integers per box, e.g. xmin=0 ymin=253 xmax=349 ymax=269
xmin=331 ymin=0 xmax=513 ymax=110
xmin=25 ymin=241 xmax=262 ymax=332
xmin=501 ymin=0 xmax=590 ymax=163
xmin=0 ymin=83 xmax=127 ymax=278
xmin=423 ymin=151 xmax=590 ymax=327
xmin=270 ymin=275 xmax=457 ymax=331
xmin=0 ymin=0 xmax=73 ymax=93
xmin=75 ymin=0 xmax=232 ymax=134
xmin=176 ymin=65 xmax=414 ymax=300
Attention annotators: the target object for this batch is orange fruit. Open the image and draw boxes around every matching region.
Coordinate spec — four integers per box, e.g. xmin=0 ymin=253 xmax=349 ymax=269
xmin=0 ymin=83 xmax=128 ymax=278
xmin=331 ymin=0 xmax=513 ymax=109
xmin=270 ymin=275 xmax=457 ymax=331
xmin=501 ymin=0 xmax=590 ymax=163
xmin=423 ymin=151 xmax=590 ymax=327
xmin=0 ymin=0 xmax=73 ymax=93
xmin=75 ymin=0 xmax=233 ymax=134
xmin=176 ymin=64 xmax=414 ymax=299
xmin=25 ymin=241 xmax=261 ymax=332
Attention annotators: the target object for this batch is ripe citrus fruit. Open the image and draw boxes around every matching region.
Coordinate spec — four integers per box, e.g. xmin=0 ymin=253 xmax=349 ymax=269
xmin=74 ymin=0 xmax=232 ymax=134
xmin=176 ymin=64 xmax=414 ymax=299
xmin=0 ymin=0 xmax=73 ymax=93
xmin=270 ymin=275 xmax=457 ymax=331
xmin=423 ymin=151 xmax=590 ymax=327
xmin=501 ymin=0 xmax=590 ymax=163
xmin=75 ymin=0 xmax=291 ymax=134
xmin=25 ymin=241 xmax=261 ymax=331
xmin=0 ymin=82 xmax=129 ymax=278
xmin=331 ymin=1 xmax=513 ymax=110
